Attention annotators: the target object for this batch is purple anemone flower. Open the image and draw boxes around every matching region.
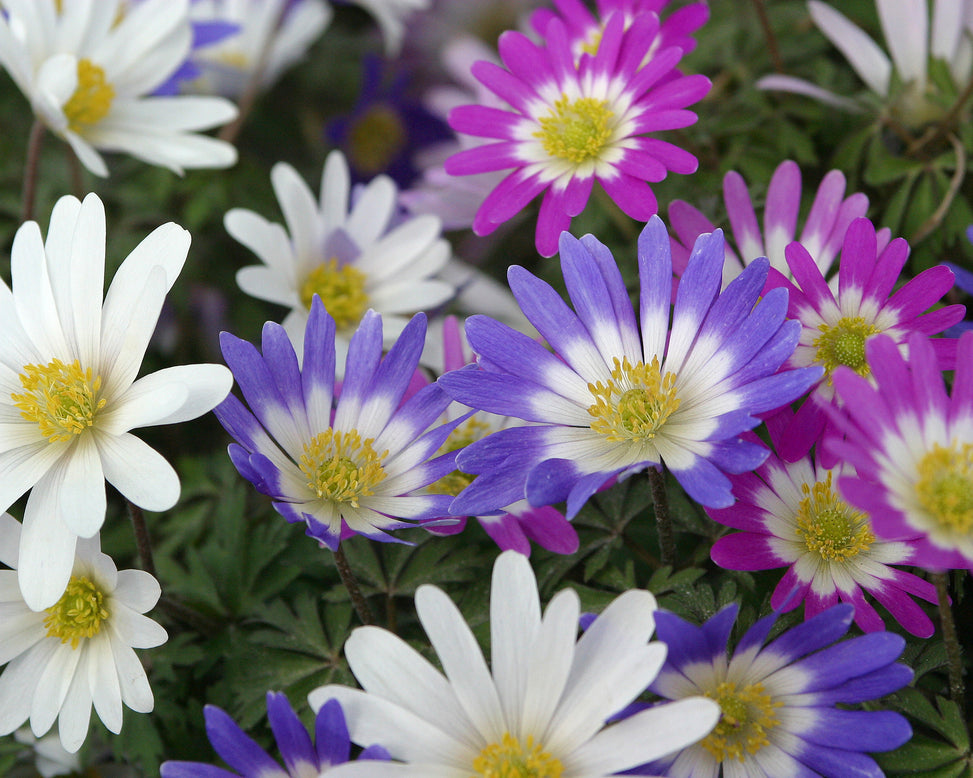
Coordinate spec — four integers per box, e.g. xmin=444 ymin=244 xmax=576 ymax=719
xmin=214 ymin=298 xmax=463 ymax=550
xmin=160 ymin=693 xmax=389 ymax=777
xmin=765 ymin=216 xmax=964 ymax=466
xmin=437 ymin=217 xmax=822 ymax=517
xmin=443 ymin=11 xmax=710 ymax=256
xmin=829 ymin=331 xmax=973 ymax=570
xmin=636 ymin=603 xmax=913 ymax=777
xmin=669 ymin=159 xmax=884 ymax=288
xmin=708 ymin=408 xmax=937 ymax=637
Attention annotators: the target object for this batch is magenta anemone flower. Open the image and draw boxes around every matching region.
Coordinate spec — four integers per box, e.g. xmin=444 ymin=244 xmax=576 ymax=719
xmin=766 ymin=216 xmax=963 ymax=466
xmin=829 ymin=331 xmax=973 ymax=570
xmin=708 ymin=409 xmax=937 ymax=637
xmin=443 ymin=12 xmax=710 ymax=256
xmin=669 ymin=159 xmax=884 ymax=287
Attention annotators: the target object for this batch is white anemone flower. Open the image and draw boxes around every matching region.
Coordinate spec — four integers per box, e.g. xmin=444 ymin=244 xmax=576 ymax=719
xmin=0 ymin=193 xmax=233 ymax=610
xmin=310 ymin=550 xmax=720 ymax=777
xmin=184 ymin=0 xmax=333 ymax=98
xmin=759 ymin=0 xmax=973 ymax=128
xmin=225 ymin=149 xmax=455 ymax=368
xmin=0 ymin=0 xmax=238 ymax=176
xmin=0 ymin=513 xmax=168 ymax=753
xmin=347 ymin=0 xmax=431 ymax=56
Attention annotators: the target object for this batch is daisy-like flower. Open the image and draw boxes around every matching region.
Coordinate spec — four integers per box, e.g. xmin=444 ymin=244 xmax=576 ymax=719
xmin=0 ymin=513 xmax=168 ymax=753
xmin=214 ymin=297 xmax=463 ymax=550
xmin=443 ymin=11 xmax=711 ymax=256
xmin=426 ymin=317 xmax=579 ymax=556
xmin=0 ymin=0 xmax=238 ymax=176
xmin=0 ymin=193 xmax=232 ymax=610
xmin=708 ymin=409 xmax=937 ymax=637
xmin=530 ymin=0 xmax=709 ymax=64
xmin=179 ymin=0 xmax=333 ymax=98
xmin=668 ymin=159 xmax=883 ymax=287
xmin=438 ymin=217 xmax=822 ymax=517
xmin=638 ymin=602 xmax=912 ymax=777
xmin=765 ymin=216 xmax=964 ymax=465
xmin=160 ymin=693 xmax=390 ymax=777
xmin=758 ymin=0 xmax=973 ymax=128
xmin=308 ymin=549 xmax=721 ymax=777
xmin=828 ymin=331 xmax=973 ymax=569
xmin=225 ymin=150 xmax=455 ymax=366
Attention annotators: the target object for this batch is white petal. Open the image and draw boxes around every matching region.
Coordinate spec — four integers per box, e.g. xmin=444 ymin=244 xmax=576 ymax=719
xmin=111 ymin=639 xmax=154 ymax=713
xmin=59 ymin=435 xmax=106 ymax=538
xmin=65 ymin=194 xmax=106 ymax=370
xmin=0 ymin=643 xmax=52 ymax=736
xmin=97 ymin=433 xmax=180 ymax=511
xmin=52 ymin=654 xmax=92 ymax=753
xmin=113 ymin=364 xmax=232 ymax=428
xmin=876 ymin=0 xmax=927 ymax=87
xmin=87 ymin=636 xmax=122 ymax=734
xmin=809 ymin=0 xmax=892 ymax=96
xmin=113 ymin=569 xmax=161 ymax=613
xmin=19 ymin=484 xmax=79 ymax=611
xmin=31 ymin=643 xmax=82 ymax=736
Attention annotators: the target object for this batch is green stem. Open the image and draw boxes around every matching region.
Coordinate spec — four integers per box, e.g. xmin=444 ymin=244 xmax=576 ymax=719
xmin=933 ymin=572 xmax=965 ymax=706
xmin=334 ymin=545 xmax=374 ymax=625
xmin=127 ymin=500 xmax=157 ymax=578
xmin=20 ymin=120 xmax=45 ymax=223
xmin=750 ymin=0 xmax=784 ymax=74
xmin=647 ymin=467 xmax=676 ymax=567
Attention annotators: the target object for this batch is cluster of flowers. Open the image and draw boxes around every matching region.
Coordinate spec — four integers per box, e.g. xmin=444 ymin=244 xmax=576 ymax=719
xmin=0 ymin=0 xmax=971 ymax=776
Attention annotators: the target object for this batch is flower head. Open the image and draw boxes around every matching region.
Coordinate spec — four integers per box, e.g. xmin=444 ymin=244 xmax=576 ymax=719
xmin=215 ymin=298 xmax=462 ymax=550
xmin=443 ymin=11 xmax=710 ymax=256
xmin=160 ymin=693 xmax=389 ymax=777
xmin=0 ymin=514 xmax=168 ymax=753
xmin=708 ymin=409 xmax=937 ymax=637
xmin=177 ymin=0 xmax=333 ymax=98
xmin=225 ymin=150 xmax=455 ymax=367
xmin=640 ymin=602 xmax=913 ymax=777
xmin=0 ymin=0 xmax=238 ymax=176
xmin=669 ymin=159 xmax=884 ymax=287
xmin=309 ymin=549 xmax=721 ymax=776
xmin=829 ymin=331 xmax=973 ymax=570
xmin=0 ymin=193 xmax=232 ymax=609
xmin=766 ymin=216 xmax=964 ymax=465
xmin=758 ymin=0 xmax=973 ymax=127
xmin=438 ymin=217 xmax=822 ymax=517
xmin=347 ymin=0 xmax=431 ymax=56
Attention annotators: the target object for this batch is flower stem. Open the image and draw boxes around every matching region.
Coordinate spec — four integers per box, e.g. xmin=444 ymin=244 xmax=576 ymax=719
xmin=647 ymin=467 xmax=676 ymax=567
xmin=750 ymin=0 xmax=784 ymax=74
xmin=20 ymin=120 xmax=45 ymax=223
xmin=127 ymin=500 xmax=157 ymax=578
xmin=932 ymin=571 xmax=965 ymax=706
xmin=334 ymin=545 xmax=374 ymax=625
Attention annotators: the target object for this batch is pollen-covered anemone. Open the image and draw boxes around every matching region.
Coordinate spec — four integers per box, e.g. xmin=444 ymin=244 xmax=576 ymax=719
xmin=438 ymin=216 xmax=822 ymax=518
xmin=214 ymin=297 xmax=464 ymax=550
xmin=765 ymin=216 xmax=964 ymax=467
xmin=443 ymin=9 xmax=710 ymax=256
xmin=828 ymin=331 xmax=973 ymax=570
xmin=633 ymin=602 xmax=913 ymax=777
xmin=708 ymin=408 xmax=937 ymax=637
xmin=308 ymin=550 xmax=721 ymax=777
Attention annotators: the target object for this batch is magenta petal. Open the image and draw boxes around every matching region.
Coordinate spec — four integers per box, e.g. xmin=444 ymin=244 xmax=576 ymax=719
xmin=598 ymin=172 xmax=658 ymax=221
xmin=723 ymin=170 xmax=762 ymax=261
xmin=472 ymin=171 xmax=546 ymax=234
xmin=711 ymin=533 xmax=784 ymax=570
xmin=478 ymin=513 xmax=532 ymax=555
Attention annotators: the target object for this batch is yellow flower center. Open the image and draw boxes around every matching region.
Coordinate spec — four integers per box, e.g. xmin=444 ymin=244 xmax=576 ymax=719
xmin=299 ymin=429 xmax=388 ymax=507
xmin=916 ymin=442 xmax=973 ymax=533
xmin=44 ymin=575 xmax=110 ymax=649
xmin=427 ymin=417 xmax=492 ymax=497
xmin=347 ymin=103 xmax=407 ymax=176
xmin=12 ymin=358 xmax=106 ymax=442
xmin=794 ymin=472 xmax=875 ymax=561
xmin=472 ymin=733 xmax=563 ymax=777
xmin=812 ymin=317 xmax=880 ymax=380
xmin=535 ymin=95 xmax=614 ymax=165
xmin=587 ymin=356 xmax=680 ymax=442
xmin=701 ymin=681 xmax=781 ymax=763
xmin=63 ymin=59 xmax=115 ymax=132
xmin=299 ymin=258 xmax=369 ymax=329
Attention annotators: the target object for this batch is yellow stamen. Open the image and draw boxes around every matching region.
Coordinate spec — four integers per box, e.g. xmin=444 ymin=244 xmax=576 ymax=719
xmin=916 ymin=442 xmax=973 ymax=533
xmin=472 ymin=732 xmax=563 ymax=777
xmin=63 ymin=59 xmax=114 ymax=131
xmin=44 ymin=576 xmax=110 ymax=649
xmin=12 ymin=358 xmax=106 ymax=442
xmin=299 ymin=429 xmax=388 ymax=507
xmin=794 ymin=472 xmax=874 ymax=561
xmin=535 ymin=95 xmax=614 ymax=165
xmin=812 ymin=317 xmax=880 ymax=381
xmin=587 ymin=356 xmax=680 ymax=442
xmin=299 ymin=259 xmax=369 ymax=329
xmin=701 ymin=681 xmax=781 ymax=762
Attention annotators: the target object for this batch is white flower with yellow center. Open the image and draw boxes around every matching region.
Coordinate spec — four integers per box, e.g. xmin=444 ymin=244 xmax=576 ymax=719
xmin=0 ymin=513 xmax=168 ymax=753
xmin=0 ymin=193 xmax=233 ymax=610
xmin=0 ymin=0 xmax=238 ymax=176
xmin=225 ymin=150 xmax=455 ymax=369
xmin=183 ymin=0 xmax=333 ymax=98
xmin=309 ymin=550 xmax=720 ymax=777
